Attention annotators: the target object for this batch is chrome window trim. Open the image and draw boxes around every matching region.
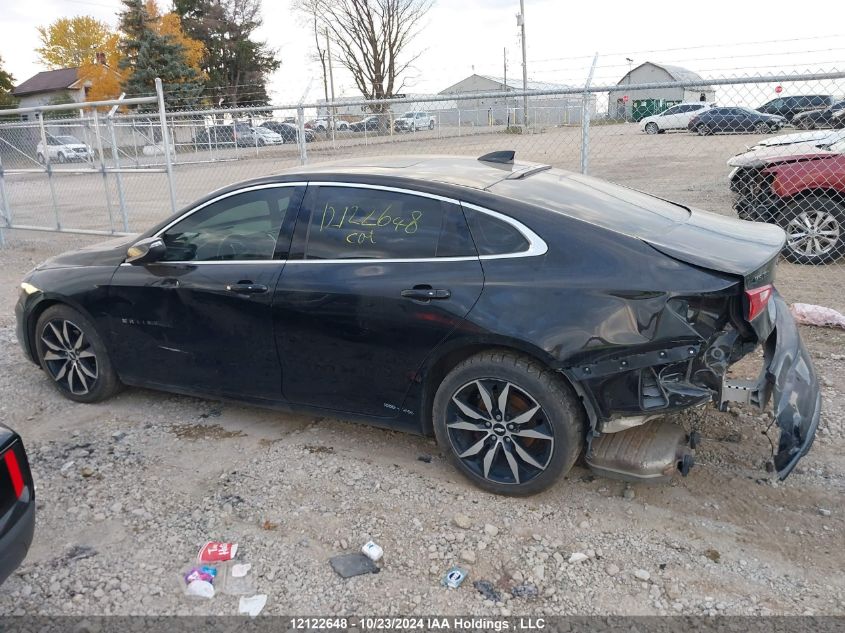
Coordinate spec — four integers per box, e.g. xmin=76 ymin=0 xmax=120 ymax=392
xmin=153 ymin=182 xmax=306 ymax=238
xmin=133 ymin=180 xmax=547 ymax=266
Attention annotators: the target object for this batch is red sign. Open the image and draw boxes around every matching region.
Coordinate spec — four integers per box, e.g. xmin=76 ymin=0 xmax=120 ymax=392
xmin=775 ymin=85 xmax=783 ymax=94
xmin=623 ymin=95 xmax=629 ymax=102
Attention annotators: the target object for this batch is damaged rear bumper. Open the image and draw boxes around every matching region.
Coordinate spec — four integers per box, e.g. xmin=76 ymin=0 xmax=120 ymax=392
xmin=720 ymin=292 xmax=821 ymax=479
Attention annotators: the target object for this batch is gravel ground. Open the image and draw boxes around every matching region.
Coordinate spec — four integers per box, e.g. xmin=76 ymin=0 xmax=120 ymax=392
xmin=0 ymin=233 xmax=843 ymax=617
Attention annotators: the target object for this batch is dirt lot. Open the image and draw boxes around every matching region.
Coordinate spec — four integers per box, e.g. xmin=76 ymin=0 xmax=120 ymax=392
xmin=0 ymin=124 xmax=843 ymax=616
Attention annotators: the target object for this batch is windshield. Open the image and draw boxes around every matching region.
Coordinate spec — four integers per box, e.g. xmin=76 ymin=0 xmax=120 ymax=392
xmin=56 ymin=136 xmax=81 ymax=144
xmin=401 ymin=113 xmax=414 ymax=118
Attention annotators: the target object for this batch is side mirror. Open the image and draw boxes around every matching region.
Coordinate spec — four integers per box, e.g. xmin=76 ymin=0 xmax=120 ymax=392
xmin=126 ymin=237 xmax=166 ymax=264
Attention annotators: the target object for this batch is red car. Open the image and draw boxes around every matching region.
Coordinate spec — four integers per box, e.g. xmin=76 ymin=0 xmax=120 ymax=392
xmin=730 ymin=150 xmax=845 ymax=264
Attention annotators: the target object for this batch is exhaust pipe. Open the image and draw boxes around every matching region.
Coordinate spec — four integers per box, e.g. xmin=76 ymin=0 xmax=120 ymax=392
xmin=586 ymin=419 xmax=695 ymax=483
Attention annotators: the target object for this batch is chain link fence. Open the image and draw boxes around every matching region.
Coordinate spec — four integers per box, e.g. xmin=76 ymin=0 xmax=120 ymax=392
xmin=1 ymin=71 xmax=844 ymax=309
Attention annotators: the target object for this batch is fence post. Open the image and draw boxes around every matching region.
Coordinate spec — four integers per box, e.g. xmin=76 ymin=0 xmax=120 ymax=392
xmin=155 ymin=78 xmax=178 ymax=213
xmin=580 ymin=53 xmax=599 ymax=175
xmin=107 ymin=113 xmax=129 ymax=232
xmin=92 ymin=109 xmax=116 ymax=233
xmin=0 ymin=156 xmax=9 ymax=248
xmin=296 ymin=106 xmax=307 ymax=165
xmin=37 ymin=113 xmax=62 ymax=230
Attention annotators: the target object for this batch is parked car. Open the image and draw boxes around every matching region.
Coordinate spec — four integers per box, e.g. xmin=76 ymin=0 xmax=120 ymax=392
xmin=756 ymin=95 xmax=834 ymax=121
xmin=745 ymin=128 xmax=845 ymax=151
xmin=0 ymin=424 xmax=35 ymax=587
xmin=394 ymin=111 xmax=435 ymax=132
xmin=728 ymin=132 xmax=844 ymax=169
xmin=791 ymin=99 xmax=845 ymax=129
xmin=688 ymin=107 xmax=785 ymax=135
xmin=36 ymin=135 xmax=93 ymax=163
xmin=307 ymin=118 xmax=350 ymax=132
xmin=348 ymin=115 xmax=388 ymax=133
xmin=192 ymin=124 xmax=249 ymax=147
xmin=729 ymin=138 xmax=845 ymax=264
xmin=260 ymin=121 xmax=316 ymax=143
xmin=640 ymin=102 xmax=713 ymax=134
xmin=15 ymin=153 xmax=819 ymax=495
xmin=250 ymin=126 xmax=284 ymax=146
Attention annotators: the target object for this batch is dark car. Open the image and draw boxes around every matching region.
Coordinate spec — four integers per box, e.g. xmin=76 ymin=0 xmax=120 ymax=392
xmin=0 ymin=425 xmax=35 ymax=586
xmin=688 ymin=107 xmax=785 ymax=135
xmin=348 ymin=115 xmax=388 ymax=133
xmin=729 ymin=144 xmax=845 ymax=265
xmin=15 ymin=153 xmax=820 ymax=496
xmin=757 ymin=95 xmax=834 ymax=121
xmin=192 ymin=123 xmax=255 ymax=148
xmin=260 ymin=121 xmax=315 ymax=143
xmin=792 ymin=99 xmax=845 ymax=130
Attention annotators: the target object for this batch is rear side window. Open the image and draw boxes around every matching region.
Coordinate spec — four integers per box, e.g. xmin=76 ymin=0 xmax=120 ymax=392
xmin=304 ymin=186 xmax=475 ymax=260
xmin=463 ymin=207 xmax=529 ymax=256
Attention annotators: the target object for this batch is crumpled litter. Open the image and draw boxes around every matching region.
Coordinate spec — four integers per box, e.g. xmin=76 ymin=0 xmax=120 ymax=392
xmin=790 ymin=303 xmax=845 ymax=329
xmin=239 ymin=594 xmax=267 ymax=617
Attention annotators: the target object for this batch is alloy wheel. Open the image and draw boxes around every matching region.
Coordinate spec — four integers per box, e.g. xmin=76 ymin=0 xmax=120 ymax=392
xmin=786 ymin=210 xmax=840 ymax=258
xmin=40 ymin=319 xmax=98 ymax=395
xmin=446 ymin=378 xmax=554 ymax=486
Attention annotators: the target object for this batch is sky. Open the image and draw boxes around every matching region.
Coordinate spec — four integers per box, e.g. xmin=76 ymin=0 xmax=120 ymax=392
xmin=3 ymin=0 xmax=845 ymax=107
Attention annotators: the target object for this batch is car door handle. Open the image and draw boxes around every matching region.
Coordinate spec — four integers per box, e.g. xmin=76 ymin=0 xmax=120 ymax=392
xmin=401 ymin=287 xmax=451 ymax=301
xmin=226 ymin=282 xmax=268 ymax=294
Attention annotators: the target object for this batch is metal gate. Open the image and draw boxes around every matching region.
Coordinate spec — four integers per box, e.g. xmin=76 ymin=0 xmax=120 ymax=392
xmin=0 ymin=78 xmax=176 ymax=246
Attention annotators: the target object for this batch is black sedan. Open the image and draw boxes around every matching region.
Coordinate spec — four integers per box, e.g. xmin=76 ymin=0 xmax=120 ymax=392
xmin=15 ymin=153 xmax=820 ymax=495
xmin=348 ymin=115 xmax=388 ymax=133
xmin=0 ymin=425 xmax=35 ymax=586
xmin=792 ymin=100 xmax=845 ymax=130
xmin=688 ymin=107 xmax=786 ymax=135
xmin=259 ymin=121 xmax=316 ymax=143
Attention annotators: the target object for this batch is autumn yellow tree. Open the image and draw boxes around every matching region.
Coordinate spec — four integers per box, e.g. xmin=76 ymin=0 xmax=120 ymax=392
xmin=77 ymin=33 xmax=123 ymax=102
xmin=145 ymin=0 xmax=206 ymax=80
xmin=37 ymin=16 xmax=114 ymax=69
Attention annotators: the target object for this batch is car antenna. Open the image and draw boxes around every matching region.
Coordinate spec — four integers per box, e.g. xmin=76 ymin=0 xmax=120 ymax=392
xmin=478 ymin=151 xmax=515 ymax=164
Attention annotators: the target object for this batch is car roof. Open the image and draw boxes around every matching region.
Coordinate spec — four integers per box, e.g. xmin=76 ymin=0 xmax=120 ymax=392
xmin=270 ymin=155 xmax=537 ymax=190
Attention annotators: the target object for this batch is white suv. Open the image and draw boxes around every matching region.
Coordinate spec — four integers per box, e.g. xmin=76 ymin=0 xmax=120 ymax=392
xmin=36 ymin=135 xmax=93 ymax=163
xmin=394 ymin=111 xmax=435 ymax=132
xmin=641 ymin=103 xmax=713 ymax=134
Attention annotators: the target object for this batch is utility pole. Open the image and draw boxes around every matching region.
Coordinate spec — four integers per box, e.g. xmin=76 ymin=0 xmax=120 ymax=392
xmin=326 ymin=28 xmax=337 ymax=144
xmin=517 ymin=0 xmax=528 ymax=128
xmin=503 ymin=47 xmax=508 ymax=125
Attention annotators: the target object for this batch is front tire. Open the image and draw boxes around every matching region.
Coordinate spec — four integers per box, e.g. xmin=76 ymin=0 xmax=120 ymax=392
xmin=780 ymin=194 xmax=845 ymax=265
xmin=432 ymin=351 xmax=585 ymax=496
xmin=644 ymin=122 xmax=659 ymax=135
xmin=57 ymin=152 xmax=66 ymax=163
xmin=695 ymin=123 xmax=709 ymax=136
xmin=34 ymin=304 xmax=122 ymax=403
xmin=754 ymin=121 xmax=770 ymax=134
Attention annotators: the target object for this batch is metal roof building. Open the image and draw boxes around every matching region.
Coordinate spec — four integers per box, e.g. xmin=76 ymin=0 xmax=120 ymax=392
xmin=608 ymin=62 xmax=716 ymax=121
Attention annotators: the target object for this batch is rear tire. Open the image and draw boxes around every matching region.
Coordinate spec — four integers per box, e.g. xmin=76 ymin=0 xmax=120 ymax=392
xmin=58 ymin=152 xmax=66 ymax=163
xmin=754 ymin=121 xmax=769 ymax=134
xmin=34 ymin=304 xmax=122 ymax=403
xmin=432 ymin=351 xmax=585 ymax=496
xmin=780 ymin=194 xmax=845 ymax=265
xmin=695 ymin=124 xmax=709 ymax=136
xmin=645 ymin=122 xmax=659 ymax=135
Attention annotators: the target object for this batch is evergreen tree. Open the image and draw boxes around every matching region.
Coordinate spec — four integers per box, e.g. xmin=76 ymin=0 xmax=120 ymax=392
xmin=0 ymin=56 xmax=16 ymax=111
xmin=173 ymin=0 xmax=279 ymax=107
xmin=118 ymin=0 xmax=204 ymax=106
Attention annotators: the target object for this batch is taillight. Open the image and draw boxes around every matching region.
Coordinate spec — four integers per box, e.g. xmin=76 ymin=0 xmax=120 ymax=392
xmin=4 ymin=449 xmax=24 ymax=499
xmin=745 ymin=284 xmax=773 ymax=321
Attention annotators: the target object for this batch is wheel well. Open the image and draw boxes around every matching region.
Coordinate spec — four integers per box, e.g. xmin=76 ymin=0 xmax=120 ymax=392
xmin=24 ymin=299 xmax=61 ymax=363
xmin=783 ymin=188 xmax=845 ymax=208
xmin=418 ymin=343 xmax=575 ymax=436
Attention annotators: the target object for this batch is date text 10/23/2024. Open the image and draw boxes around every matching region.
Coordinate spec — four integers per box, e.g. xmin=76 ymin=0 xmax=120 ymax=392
xmin=289 ymin=617 xmax=547 ymax=630
xmin=319 ymin=203 xmax=424 ymax=245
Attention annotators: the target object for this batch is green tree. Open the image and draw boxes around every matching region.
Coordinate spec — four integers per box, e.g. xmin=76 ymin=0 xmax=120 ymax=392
xmin=173 ymin=0 xmax=280 ymax=107
xmin=36 ymin=16 xmax=114 ymax=69
xmin=0 ymin=55 xmax=17 ymax=112
xmin=118 ymin=0 xmax=204 ymax=106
